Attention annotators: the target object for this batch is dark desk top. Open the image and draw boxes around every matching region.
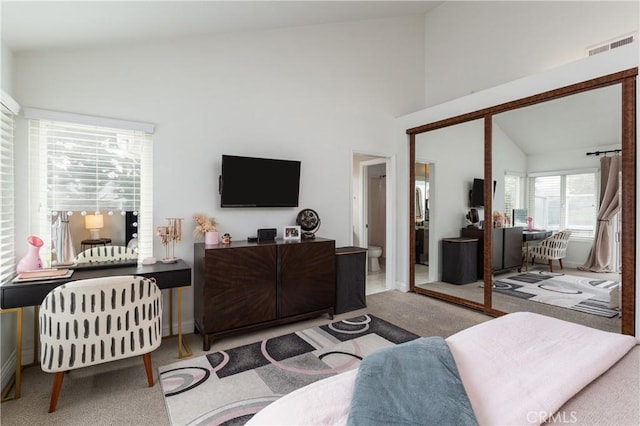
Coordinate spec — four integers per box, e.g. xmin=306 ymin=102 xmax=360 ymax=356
xmin=80 ymin=238 xmax=112 ymax=244
xmin=1 ymin=259 xmax=191 ymax=309
xmin=522 ymin=230 xmax=553 ymax=241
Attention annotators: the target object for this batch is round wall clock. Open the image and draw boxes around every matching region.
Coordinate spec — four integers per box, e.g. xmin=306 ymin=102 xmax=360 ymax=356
xmin=296 ymin=209 xmax=321 ymax=240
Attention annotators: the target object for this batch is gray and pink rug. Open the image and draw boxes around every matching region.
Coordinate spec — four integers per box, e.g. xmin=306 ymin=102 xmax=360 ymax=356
xmin=493 ymin=271 xmax=620 ymax=317
xmin=159 ymin=314 xmax=418 ymax=425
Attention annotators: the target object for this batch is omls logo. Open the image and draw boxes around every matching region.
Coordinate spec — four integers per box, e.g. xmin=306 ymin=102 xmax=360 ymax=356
xmin=527 ymin=411 xmax=578 ymax=424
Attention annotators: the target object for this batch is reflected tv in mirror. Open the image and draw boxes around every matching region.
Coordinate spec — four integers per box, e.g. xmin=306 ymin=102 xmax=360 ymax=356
xmin=469 ymin=178 xmax=496 ymax=207
xmin=219 ymin=155 xmax=301 ymax=207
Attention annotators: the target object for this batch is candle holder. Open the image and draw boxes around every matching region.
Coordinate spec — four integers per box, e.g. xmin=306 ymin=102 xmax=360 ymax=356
xmin=157 ymin=217 xmax=183 ymax=263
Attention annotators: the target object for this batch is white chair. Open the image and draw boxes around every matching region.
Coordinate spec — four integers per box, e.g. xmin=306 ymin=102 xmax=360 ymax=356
xmin=527 ymin=230 xmax=572 ymax=273
xmin=74 ymin=246 xmax=137 ymax=263
xmin=39 ymin=275 xmax=162 ymax=412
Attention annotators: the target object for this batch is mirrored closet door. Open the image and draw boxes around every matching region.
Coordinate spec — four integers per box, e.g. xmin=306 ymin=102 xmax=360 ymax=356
xmin=409 ymin=69 xmax=637 ymax=335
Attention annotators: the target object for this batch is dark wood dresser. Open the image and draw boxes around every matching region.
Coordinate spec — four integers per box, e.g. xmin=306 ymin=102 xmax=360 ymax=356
xmin=193 ymin=237 xmax=336 ymax=350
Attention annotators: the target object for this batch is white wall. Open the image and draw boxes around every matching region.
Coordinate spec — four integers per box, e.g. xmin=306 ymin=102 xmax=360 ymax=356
xmin=492 ymin=123 xmax=527 ymax=214
xmin=415 ymin=119 xmax=484 ymax=281
xmin=11 ymin=16 xmax=426 ymax=357
xmin=2 ymin=43 xmax=12 ymax=91
xmin=424 ymin=1 xmax=639 ymax=106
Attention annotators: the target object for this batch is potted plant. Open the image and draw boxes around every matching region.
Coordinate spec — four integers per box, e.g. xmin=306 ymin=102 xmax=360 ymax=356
xmin=193 ymin=214 xmax=218 ymax=245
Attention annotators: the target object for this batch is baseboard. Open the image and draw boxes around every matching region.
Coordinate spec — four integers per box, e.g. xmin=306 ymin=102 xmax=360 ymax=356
xmin=162 ymin=320 xmax=195 ymax=338
xmin=1 ymin=350 xmax=16 ymax=392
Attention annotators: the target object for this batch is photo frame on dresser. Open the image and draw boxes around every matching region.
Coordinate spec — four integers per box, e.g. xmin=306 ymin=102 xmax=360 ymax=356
xmin=283 ymin=226 xmax=301 ymax=241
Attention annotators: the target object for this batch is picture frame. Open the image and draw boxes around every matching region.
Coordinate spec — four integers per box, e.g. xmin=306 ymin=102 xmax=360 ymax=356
xmin=283 ymin=225 xmax=301 ymax=241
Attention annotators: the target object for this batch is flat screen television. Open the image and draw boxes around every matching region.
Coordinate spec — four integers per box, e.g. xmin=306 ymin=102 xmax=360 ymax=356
xmin=469 ymin=178 xmax=496 ymax=207
xmin=219 ymin=155 xmax=301 ymax=207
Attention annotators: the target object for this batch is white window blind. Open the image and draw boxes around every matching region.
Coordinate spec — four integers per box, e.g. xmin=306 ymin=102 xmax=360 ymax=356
xmin=528 ymin=171 xmax=597 ymax=238
xmin=31 ymin=120 xmax=146 ymax=212
xmin=0 ymin=98 xmax=19 ymax=285
xmin=28 ymin=115 xmax=153 ymax=263
xmin=503 ymin=173 xmax=523 ymax=218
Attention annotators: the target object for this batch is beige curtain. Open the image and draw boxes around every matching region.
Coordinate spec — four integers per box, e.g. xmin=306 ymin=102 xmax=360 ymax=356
xmin=579 ymin=156 xmax=621 ymax=272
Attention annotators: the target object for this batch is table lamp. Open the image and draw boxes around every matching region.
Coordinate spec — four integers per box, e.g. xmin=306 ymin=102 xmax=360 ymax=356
xmin=85 ymin=214 xmax=104 ymax=240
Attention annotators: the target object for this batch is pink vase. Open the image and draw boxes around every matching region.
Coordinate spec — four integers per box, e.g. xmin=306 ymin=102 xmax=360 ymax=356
xmin=16 ymin=236 xmax=44 ymax=273
xmin=205 ymin=231 xmax=219 ymax=245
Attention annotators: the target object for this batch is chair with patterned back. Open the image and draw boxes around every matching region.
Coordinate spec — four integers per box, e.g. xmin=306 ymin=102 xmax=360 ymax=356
xmin=527 ymin=230 xmax=572 ymax=273
xmin=39 ymin=275 xmax=162 ymax=412
xmin=74 ymin=246 xmax=137 ymax=263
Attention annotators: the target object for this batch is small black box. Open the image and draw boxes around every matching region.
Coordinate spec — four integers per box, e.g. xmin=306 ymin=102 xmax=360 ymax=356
xmin=257 ymin=228 xmax=277 ymax=242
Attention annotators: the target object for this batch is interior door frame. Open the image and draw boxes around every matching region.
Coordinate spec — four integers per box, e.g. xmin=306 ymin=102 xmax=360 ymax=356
xmin=352 ymin=153 xmax=395 ymax=292
xmin=415 ymin=156 xmax=437 ymax=283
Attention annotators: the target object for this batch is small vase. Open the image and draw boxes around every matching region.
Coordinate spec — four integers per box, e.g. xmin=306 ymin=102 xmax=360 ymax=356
xmin=527 ymin=218 xmax=533 ymax=231
xmin=17 ymin=235 xmax=44 ymax=273
xmin=205 ymin=231 xmax=219 ymax=245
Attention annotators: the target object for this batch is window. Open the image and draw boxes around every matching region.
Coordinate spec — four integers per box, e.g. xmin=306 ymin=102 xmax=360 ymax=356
xmin=0 ymin=93 xmax=20 ymax=285
xmin=25 ymin=108 xmax=154 ymax=264
xmin=503 ymin=173 xmax=524 ymax=220
xmin=528 ymin=171 xmax=597 ymax=238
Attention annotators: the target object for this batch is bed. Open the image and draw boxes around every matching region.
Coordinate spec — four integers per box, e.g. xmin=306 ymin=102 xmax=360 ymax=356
xmin=247 ymin=312 xmax=638 ymax=425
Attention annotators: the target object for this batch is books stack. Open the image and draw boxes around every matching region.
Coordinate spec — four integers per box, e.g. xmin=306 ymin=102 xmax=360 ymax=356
xmin=12 ymin=268 xmax=74 ymax=283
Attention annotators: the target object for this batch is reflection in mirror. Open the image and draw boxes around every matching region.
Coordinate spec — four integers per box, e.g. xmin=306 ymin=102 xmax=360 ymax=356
xmin=50 ymin=211 xmax=137 ymax=266
xmin=414 ymin=162 xmax=431 ymax=284
xmin=414 ymin=119 xmax=484 ymax=304
xmin=491 ymin=84 xmax=622 ymax=333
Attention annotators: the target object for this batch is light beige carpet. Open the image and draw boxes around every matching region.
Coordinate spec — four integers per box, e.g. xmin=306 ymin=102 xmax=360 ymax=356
xmin=0 ymin=290 xmax=637 ymax=426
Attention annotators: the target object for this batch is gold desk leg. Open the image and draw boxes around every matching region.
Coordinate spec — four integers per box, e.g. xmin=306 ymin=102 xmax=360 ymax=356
xmin=177 ymin=286 xmax=192 ymax=359
xmin=1 ymin=307 xmax=23 ymax=402
xmin=168 ymin=289 xmax=174 ymax=337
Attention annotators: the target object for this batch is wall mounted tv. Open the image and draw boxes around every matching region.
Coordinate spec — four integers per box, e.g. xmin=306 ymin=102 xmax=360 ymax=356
xmin=219 ymin=155 xmax=301 ymax=207
xmin=469 ymin=178 xmax=496 ymax=207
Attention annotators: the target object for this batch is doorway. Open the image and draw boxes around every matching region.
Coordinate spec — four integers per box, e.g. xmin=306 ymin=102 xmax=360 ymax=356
xmin=352 ymin=153 xmax=392 ymax=295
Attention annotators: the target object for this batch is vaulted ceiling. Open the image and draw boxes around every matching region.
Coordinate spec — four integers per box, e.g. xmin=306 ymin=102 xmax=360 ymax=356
xmin=2 ymin=1 xmax=441 ymax=52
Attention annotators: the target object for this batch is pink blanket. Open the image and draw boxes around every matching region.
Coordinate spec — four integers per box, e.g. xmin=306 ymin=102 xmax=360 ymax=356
xmin=248 ymin=312 xmax=637 ymax=425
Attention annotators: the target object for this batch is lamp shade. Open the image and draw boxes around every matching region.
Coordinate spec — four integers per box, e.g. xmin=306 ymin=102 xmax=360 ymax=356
xmin=85 ymin=214 xmax=104 ymax=240
xmin=85 ymin=214 xmax=104 ymax=230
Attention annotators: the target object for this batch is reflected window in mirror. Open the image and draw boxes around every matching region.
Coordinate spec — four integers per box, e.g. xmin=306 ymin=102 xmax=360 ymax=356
xmin=527 ymin=172 xmax=598 ymax=237
xmin=25 ymin=109 xmax=154 ymax=266
xmin=504 ymin=172 xmax=525 ymax=222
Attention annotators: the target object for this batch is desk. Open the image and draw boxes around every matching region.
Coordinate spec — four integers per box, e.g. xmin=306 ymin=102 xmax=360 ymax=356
xmin=522 ymin=230 xmax=553 ymax=271
xmin=0 ymin=259 xmax=192 ymax=401
xmin=80 ymin=238 xmax=112 ymax=251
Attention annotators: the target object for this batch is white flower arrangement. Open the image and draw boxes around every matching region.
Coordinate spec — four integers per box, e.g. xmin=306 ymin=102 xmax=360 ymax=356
xmin=193 ymin=214 xmax=217 ymax=237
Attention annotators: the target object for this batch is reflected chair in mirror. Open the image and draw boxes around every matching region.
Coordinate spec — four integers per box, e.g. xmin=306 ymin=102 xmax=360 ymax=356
xmin=39 ymin=275 xmax=162 ymax=412
xmin=74 ymin=246 xmax=138 ymax=263
xmin=527 ymin=230 xmax=572 ymax=273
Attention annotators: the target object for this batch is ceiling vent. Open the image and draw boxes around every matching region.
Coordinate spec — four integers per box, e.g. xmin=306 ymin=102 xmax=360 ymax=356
xmin=586 ymin=32 xmax=637 ymax=56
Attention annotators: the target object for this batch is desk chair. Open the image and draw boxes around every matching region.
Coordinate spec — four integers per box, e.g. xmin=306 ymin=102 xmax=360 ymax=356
xmin=527 ymin=230 xmax=572 ymax=273
xmin=39 ymin=275 xmax=162 ymax=412
xmin=74 ymin=246 xmax=137 ymax=263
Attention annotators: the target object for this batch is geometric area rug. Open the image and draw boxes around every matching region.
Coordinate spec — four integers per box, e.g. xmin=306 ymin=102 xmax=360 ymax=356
xmin=493 ymin=271 xmax=620 ymax=318
xmin=159 ymin=314 xmax=418 ymax=425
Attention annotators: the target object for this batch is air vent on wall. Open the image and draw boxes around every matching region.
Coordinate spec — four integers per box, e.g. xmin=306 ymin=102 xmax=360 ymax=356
xmin=586 ymin=32 xmax=637 ymax=56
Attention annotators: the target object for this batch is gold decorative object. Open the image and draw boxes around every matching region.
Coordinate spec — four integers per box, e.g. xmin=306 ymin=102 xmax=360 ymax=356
xmin=157 ymin=217 xmax=183 ymax=263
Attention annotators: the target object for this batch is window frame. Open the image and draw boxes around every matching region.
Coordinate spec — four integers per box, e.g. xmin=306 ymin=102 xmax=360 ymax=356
xmin=527 ymin=168 xmax=599 ymax=240
xmin=0 ymin=91 xmax=20 ymax=285
xmin=24 ymin=108 xmax=154 ymax=265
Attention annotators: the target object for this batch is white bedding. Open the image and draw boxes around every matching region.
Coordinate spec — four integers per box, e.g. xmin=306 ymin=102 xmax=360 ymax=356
xmin=248 ymin=312 xmax=637 ymax=426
